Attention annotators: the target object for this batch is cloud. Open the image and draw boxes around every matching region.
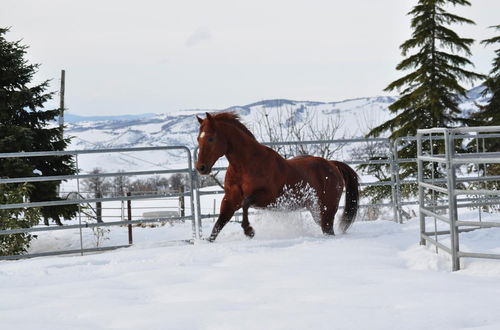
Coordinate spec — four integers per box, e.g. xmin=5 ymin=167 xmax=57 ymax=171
xmin=185 ymin=27 xmax=211 ymax=47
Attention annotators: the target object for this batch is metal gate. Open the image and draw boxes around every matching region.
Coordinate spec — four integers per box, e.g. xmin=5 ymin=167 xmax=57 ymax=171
xmin=417 ymin=126 xmax=500 ymax=271
xmin=0 ymin=146 xmax=200 ymax=260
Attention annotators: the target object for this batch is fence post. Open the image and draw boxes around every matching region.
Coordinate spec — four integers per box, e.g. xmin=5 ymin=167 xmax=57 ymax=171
xmin=127 ymin=192 xmax=133 ymax=245
xmin=76 ymin=154 xmax=84 ymax=256
xmin=417 ymin=133 xmax=426 ymax=246
xmin=444 ymin=130 xmax=460 ymax=271
xmin=192 ymin=147 xmax=202 ymax=239
xmin=389 ymin=139 xmax=399 ymax=223
xmin=179 ymin=185 xmax=185 ymax=217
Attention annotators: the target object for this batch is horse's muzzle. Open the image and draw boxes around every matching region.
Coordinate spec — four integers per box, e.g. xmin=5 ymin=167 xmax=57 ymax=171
xmin=197 ymin=163 xmax=210 ymax=175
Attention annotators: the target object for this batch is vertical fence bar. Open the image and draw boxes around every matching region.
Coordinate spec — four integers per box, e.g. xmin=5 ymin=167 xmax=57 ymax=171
xmin=127 ymin=192 xmax=133 ymax=245
xmin=195 ymin=173 xmax=202 ymax=239
xmin=444 ymin=130 xmax=460 ymax=271
xmin=179 ymin=185 xmax=185 ymax=217
xmin=475 ymin=132 xmax=482 ymax=222
xmin=389 ymin=139 xmax=399 ymax=223
xmin=393 ymin=138 xmax=404 ymax=224
xmin=430 ymin=134 xmax=438 ymax=253
xmin=192 ymin=147 xmax=204 ymax=240
xmin=417 ymin=133 xmax=426 ymax=246
xmin=75 ymin=154 xmax=84 ymax=256
xmin=185 ymin=148 xmax=200 ymax=240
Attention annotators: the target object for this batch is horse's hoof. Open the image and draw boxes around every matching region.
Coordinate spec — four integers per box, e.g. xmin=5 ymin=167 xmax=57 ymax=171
xmin=244 ymin=227 xmax=255 ymax=238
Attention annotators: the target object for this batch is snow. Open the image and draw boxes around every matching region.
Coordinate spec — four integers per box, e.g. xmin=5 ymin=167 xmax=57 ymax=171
xmin=2 ymin=209 xmax=500 ymax=329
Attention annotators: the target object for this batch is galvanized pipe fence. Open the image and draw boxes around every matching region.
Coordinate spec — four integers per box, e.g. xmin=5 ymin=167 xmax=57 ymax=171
xmin=417 ymin=126 xmax=500 ymax=271
xmin=1 ymin=134 xmax=499 ymax=261
xmin=0 ymin=146 xmax=199 ymax=260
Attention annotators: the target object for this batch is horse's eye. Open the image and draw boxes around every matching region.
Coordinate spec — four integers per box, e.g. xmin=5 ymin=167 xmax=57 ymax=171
xmin=207 ymin=136 xmax=215 ymax=143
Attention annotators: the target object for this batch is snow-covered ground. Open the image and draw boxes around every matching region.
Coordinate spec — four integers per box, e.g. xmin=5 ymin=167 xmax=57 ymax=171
xmin=2 ymin=208 xmax=500 ymax=330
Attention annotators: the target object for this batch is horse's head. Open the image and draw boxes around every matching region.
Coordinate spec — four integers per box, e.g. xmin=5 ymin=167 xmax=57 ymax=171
xmin=195 ymin=112 xmax=228 ymax=175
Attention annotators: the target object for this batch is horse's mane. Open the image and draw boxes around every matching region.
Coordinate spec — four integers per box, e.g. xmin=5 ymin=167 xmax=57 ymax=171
xmin=212 ymin=112 xmax=256 ymax=140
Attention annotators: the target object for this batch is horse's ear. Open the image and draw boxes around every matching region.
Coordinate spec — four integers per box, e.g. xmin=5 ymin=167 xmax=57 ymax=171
xmin=196 ymin=115 xmax=203 ymax=125
xmin=206 ymin=112 xmax=213 ymax=122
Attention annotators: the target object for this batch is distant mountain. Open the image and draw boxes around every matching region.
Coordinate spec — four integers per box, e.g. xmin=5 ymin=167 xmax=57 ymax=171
xmin=64 ymin=92 xmax=486 ymax=172
xmin=65 ymin=96 xmax=399 ymax=150
xmin=64 ymin=113 xmax=157 ymax=123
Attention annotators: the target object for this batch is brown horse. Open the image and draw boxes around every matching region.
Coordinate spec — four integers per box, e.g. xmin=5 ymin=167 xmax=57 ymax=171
xmin=196 ymin=112 xmax=359 ymax=242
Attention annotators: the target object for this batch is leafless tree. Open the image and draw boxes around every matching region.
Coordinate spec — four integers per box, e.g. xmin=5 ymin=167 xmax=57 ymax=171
xmin=253 ymin=105 xmax=346 ymax=159
xmin=81 ymin=168 xmax=111 ymax=222
xmin=112 ymin=170 xmax=130 ymax=197
xmin=169 ymin=173 xmax=186 ymax=193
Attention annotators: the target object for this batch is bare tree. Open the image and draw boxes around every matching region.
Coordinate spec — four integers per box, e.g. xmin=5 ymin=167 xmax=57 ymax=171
xmin=81 ymin=168 xmax=111 ymax=222
xmin=112 ymin=170 xmax=130 ymax=197
xmin=169 ymin=173 xmax=186 ymax=193
xmin=253 ymin=105 xmax=346 ymax=159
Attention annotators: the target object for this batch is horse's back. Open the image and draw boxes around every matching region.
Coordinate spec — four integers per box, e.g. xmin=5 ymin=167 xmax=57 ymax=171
xmin=285 ymin=155 xmax=343 ymax=190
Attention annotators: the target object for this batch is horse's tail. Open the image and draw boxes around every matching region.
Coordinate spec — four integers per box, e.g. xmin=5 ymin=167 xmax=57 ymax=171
xmin=330 ymin=161 xmax=359 ymax=233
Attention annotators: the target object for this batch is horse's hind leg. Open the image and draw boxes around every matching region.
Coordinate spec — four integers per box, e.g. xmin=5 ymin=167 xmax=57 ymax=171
xmin=320 ymin=206 xmax=337 ymax=236
xmin=241 ymin=196 xmax=255 ymax=238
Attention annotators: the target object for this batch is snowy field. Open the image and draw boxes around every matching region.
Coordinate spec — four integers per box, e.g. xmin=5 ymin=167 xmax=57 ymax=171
xmin=2 ymin=208 xmax=500 ymax=330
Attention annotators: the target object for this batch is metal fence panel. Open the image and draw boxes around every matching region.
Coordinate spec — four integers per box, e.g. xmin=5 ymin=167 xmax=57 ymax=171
xmin=417 ymin=126 xmax=500 ymax=271
xmin=0 ymin=146 xmax=200 ymax=260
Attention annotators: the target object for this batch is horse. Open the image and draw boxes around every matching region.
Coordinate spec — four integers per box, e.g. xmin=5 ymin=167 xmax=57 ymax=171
xmin=195 ymin=112 xmax=359 ymax=242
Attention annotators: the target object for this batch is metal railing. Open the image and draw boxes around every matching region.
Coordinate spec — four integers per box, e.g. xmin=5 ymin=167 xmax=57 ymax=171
xmin=417 ymin=126 xmax=500 ymax=271
xmin=0 ymin=146 xmax=198 ymax=260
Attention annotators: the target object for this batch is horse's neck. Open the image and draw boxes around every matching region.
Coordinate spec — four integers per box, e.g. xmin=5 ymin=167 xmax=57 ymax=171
xmin=222 ymin=124 xmax=271 ymax=168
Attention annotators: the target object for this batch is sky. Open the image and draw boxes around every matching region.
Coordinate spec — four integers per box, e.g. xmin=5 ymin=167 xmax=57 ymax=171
xmin=1 ymin=0 xmax=499 ymax=116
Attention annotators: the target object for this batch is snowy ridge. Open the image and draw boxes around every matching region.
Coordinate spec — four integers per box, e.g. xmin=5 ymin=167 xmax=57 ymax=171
xmin=64 ymin=92 xmax=486 ymax=173
xmin=66 ymin=91 xmax=486 ymax=152
xmin=65 ymin=96 xmax=399 ymax=151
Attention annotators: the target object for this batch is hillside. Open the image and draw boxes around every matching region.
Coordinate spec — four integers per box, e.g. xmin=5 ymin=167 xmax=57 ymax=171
xmin=63 ymin=89 xmax=487 ymax=172
xmin=66 ymin=96 xmax=396 ymax=150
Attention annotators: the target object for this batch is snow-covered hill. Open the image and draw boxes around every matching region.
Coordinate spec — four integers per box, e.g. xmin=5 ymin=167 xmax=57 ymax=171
xmin=64 ymin=90 xmax=488 ymax=173
xmin=66 ymin=96 xmax=397 ymax=150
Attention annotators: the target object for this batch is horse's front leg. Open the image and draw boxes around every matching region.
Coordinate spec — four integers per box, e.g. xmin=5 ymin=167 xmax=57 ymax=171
xmin=208 ymin=195 xmax=241 ymax=242
xmin=241 ymin=196 xmax=255 ymax=238
xmin=241 ymin=189 xmax=273 ymax=238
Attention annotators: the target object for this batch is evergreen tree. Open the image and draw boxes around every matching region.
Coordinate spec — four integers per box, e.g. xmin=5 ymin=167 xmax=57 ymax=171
xmin=0 ymin=183 xmax=40 ymax=255
xmin=0 ymin=27 xmax=77 ymax=225
xmin=370 ymin=0 xmax=483 ymax=139
xmin=361 ymin=0 xmax=483 ymax=205
xmin=472 ymin=25 xmax=500 ymax=136
xmin=469 ymin=25 xmax=500 ymax=195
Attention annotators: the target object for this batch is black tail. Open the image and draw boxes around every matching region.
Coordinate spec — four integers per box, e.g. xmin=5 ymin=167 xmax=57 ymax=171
xmin=331 ymin=161 xmax=359 ymax=233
